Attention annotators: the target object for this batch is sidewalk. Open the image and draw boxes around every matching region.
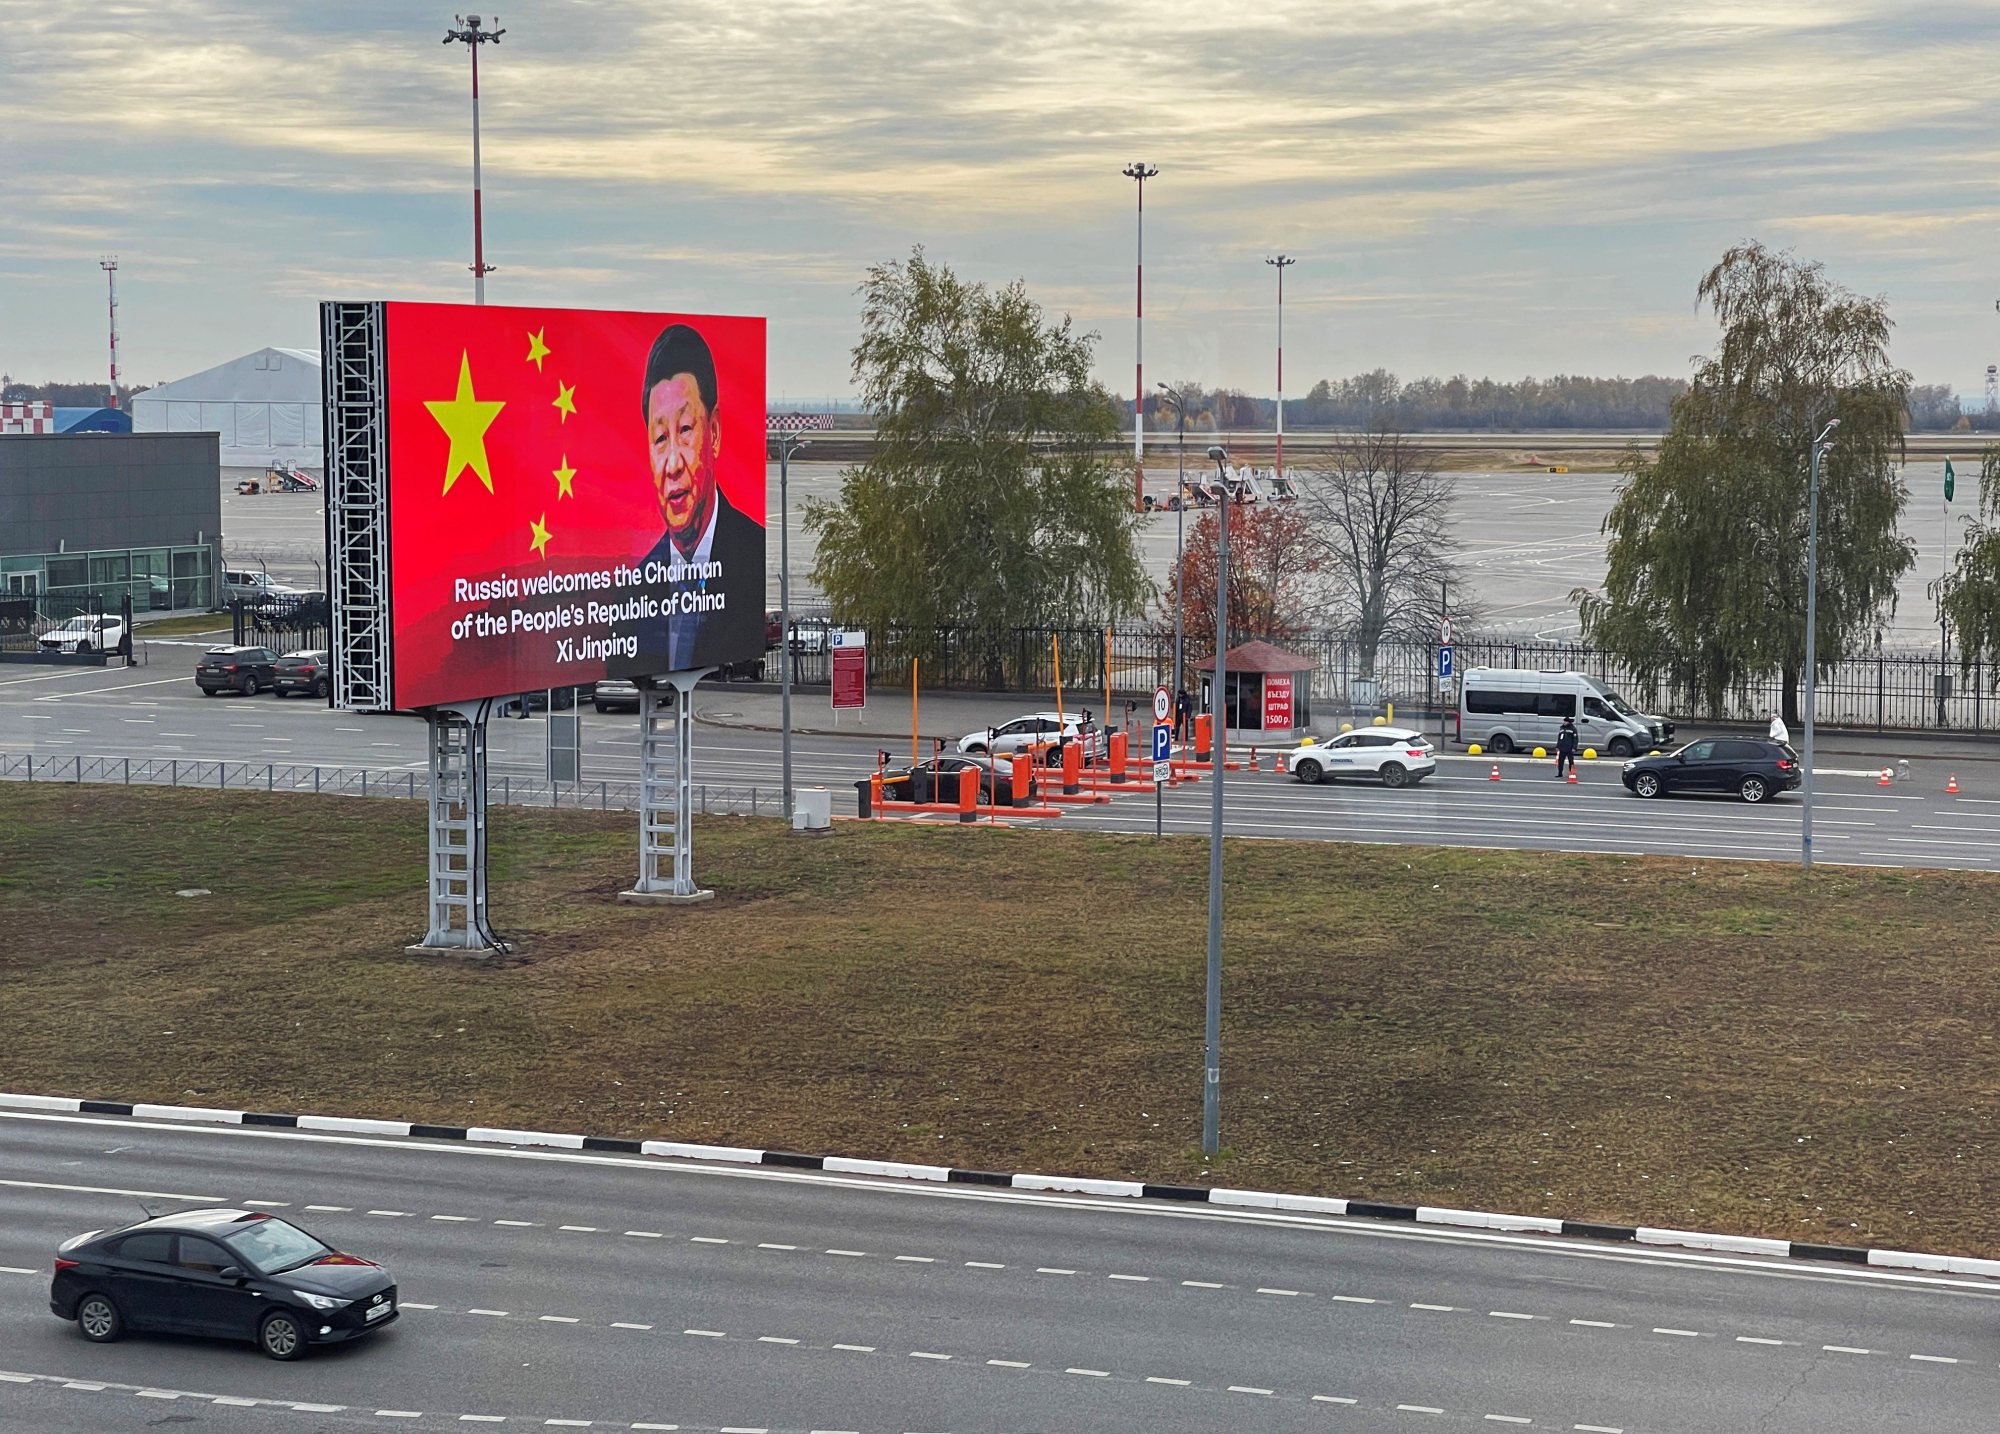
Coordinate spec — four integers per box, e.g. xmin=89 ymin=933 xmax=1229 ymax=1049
xmin=692 ymin=684 xmax=2000 ymax=764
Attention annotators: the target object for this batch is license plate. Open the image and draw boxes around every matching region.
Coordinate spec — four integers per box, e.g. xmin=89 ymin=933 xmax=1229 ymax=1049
xmin=365 ymin=1299 xmax=392 ymax=1321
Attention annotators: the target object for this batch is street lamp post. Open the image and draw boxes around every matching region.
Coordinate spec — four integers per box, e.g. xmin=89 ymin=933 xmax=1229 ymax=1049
xmin=1123 ymin=162 xmax=1158 ymax=510
xmin=770 ymin=428 xmax=812 ymax=823
xmin=1801 ymin=417 xmax=1840 ymax=870
xmin=1265 ymin=255 xmax=1295 ymax=480
xmin=1158 ymin=383 xmax=1190 ymax=694
xmin=443 ymin=14 xmax=505 ymax=305
xmin=1202 ymin=443 xmax=1231 ymax=1158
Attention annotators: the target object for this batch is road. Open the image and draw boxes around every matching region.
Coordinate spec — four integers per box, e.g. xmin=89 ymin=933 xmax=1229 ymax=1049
xmin=5 ymin=1109 xmax=2000 ymax=1432
xmin=5 ymin=659 xmax=1999 ymax=872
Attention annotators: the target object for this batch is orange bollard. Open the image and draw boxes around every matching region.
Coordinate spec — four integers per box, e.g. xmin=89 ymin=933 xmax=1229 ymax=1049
xmin=1109 ymin=730 xmax=1129 ymax=785
xmin=957 ymin=764 xmax=980 ymax=823
xmin=1877 ymin=767 xmax=1892 ymax=787
xmin=869 ymin=772 xmax=884 ymax=818
xmin=1947 ymin=772 xmax=1960 ymax=795
xmin=1194 ymin=713 xmax=1213 ymax=764
xmin=1489 ymin=762 xmax=1501 ymax=781
xmin=1062 ymin=738 xmax=1083 ymax=796
xmin=1012 ymin=751 xmax=1034 ymax=807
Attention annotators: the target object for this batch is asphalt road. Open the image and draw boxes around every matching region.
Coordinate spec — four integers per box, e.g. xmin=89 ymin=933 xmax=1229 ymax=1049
xmin=5 ymin=1110 xmax=2000 ymax=1432
xmin=6 ymin=659 xmax=1999 ymax=872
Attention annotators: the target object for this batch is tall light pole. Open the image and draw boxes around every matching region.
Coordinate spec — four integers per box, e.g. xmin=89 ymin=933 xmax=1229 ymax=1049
xmin=1202 ymin=443 xmax=1231 ymax=1158
xmin=769 ymin=423 xmax=814 ymax=823
xmin=443 ymin=14 xmax=504 ymax=304
xmin=1265 ymin=255 xmax=1295 ymax=480
xmin=1801 ymin=417 xmax=1839 ymax=870
xmin=1158 ymin=383 xmax=1190 ymax=694
xmin=99 ymin=257 xmax=120 ymax=409
xmin=1123 ymin=162 xmax=1158 ymax=511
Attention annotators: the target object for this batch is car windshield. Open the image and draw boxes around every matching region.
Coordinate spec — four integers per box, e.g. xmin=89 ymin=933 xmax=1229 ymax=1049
xmin=219 ymin=1217 xmax=333 ymax=1274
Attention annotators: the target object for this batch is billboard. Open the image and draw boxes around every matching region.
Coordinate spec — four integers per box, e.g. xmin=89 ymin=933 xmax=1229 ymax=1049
xmin=365 ymin=302 xmax=765 ymax=709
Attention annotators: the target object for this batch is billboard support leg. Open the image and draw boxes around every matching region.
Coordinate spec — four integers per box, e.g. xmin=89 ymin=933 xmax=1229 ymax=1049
xmin=621 ymin=671 xmax=715 ymax=906
xmin=409 ymin=700 xmax=509 ymax=956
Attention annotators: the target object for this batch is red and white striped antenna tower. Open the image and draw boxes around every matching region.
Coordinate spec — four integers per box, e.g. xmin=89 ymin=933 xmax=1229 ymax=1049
xmin=100 ymin=256 xmax=121 ymax=409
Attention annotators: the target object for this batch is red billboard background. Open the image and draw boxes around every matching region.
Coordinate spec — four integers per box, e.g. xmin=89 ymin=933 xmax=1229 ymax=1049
xmin=383 ymin=302 xmax=766 ymax=708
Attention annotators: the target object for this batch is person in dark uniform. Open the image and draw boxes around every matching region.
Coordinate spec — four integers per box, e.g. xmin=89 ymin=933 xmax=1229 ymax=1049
xmin=1173 ymin=685 xmax=1193 ymax=744
xmin=1555 ymin=715 xmax=1579 ymax=780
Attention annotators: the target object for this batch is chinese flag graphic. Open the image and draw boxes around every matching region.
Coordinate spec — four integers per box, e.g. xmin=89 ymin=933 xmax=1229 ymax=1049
xmin=382 ymin=302 xmax=766 ymax=708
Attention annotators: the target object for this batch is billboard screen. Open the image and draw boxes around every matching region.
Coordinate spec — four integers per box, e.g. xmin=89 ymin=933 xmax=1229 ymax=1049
xmin=380 ymin=302 xmax=765 ymax=709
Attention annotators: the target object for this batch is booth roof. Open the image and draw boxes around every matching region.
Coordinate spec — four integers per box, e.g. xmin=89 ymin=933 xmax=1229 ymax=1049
xmin=1192 ymin=639 xmax=1317 ymax=674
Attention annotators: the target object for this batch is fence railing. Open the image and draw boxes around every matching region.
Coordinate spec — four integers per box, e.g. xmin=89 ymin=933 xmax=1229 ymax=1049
xmin=0 ymin=753 xmax=777 ymax=817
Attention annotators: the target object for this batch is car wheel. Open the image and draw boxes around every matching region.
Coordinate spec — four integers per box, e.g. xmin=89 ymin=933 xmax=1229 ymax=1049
xmin=1379 ymin=762 xmax=1409 ymax=789
xmin=199 ymin=686 xmax=217 ymax=697
xmin=1739 ymin=775 xmax=1769 ymax=804
xmin=1633 ymin=771 xmax=1663 ymax=799
xmin=1488 ymin=733 xmax=1515 ymax=755
xmin=259 ymin=1309 xmax=306 ymax=1361
xmin=314 ymin=677 xmax=330 ymax=699
xmin=1044 ymin=747 xmax=1065 ymax=768
xmin=238 ymin=674 xmax=257 ymax=696
xmin=1295 ymin=758 xmax=1323 ymax=784
xmin=1608 ymin=737 xmax=1635 ymax=758
xmin=76 ymin=1293 xmax=122 ymax=1343
xmin=965 ymin=743 xmax=988 ymax=755
xmin=77 ymin=640 xmax=94 ymax=654
xmin=594 ymin=701 xmax=609 ymax=713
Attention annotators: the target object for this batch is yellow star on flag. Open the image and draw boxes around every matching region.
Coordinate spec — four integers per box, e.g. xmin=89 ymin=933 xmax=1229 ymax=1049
xmin=553 ymin=455 xmax=576 ymax=499
xmin=528 ymin=513 xmax=552 ymax=557
xmin=552 ymin=380 xmax=576 ymax=422
xmin=425 ymin=352 xmax=506 ymax=496
xmin=525 ymin=328 xmax=550 ymax=371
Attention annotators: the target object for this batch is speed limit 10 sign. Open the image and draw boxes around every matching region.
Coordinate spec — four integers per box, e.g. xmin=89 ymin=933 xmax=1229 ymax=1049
xmin=1154 ymin=685 xmax=1173 ymax=722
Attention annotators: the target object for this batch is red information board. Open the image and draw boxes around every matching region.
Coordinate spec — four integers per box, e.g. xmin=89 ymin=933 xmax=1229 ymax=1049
xmin=831 ymin=630 xmax=867 ymax=710
xmin=1263 ymin=672 xmax=1294 ymax=730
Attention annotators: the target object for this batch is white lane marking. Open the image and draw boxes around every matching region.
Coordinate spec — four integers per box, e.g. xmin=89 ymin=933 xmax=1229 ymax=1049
xmin=1398 ymin=1405 xmax=1445 ymax=1415
xmin=294 ymin=1403 xmax=345 ymax=1413
xmin=0 ymin=1178 xmax=221 ymax=1201
xmin=1037 ymin=1266 xmax=1076 ymax=1275
xmin=1737 ymin=1336 xmax=1784 ymax=1345
xmin=631 ymin=1426 xmax=678 ymax=1431
xmin=757 ymin=1243 xmax=796 ymax=1251
xmin=494 ymin=1220 xmax=535 ymax=1227
xmin=1575 ymin=1426 xmax=1625 ymax=1433
xmin=468 ymin=1308 xmax=509 ymax=1317
xmin=1183 ymin=1280 xmax=1225 ymax=1288
xmin=559 ymin=1225 xmax=599 ymax=1233
xmin=988 ymin=1359 xmax=1031 ymax=1369
xmin=1066 ymin=1367 xmax=1110 ymax=1377
xmin=1314 ymin=1394 xmax=1358 ymax=1404
xmin=240 ymin=1199 xmax=289 ymax=1207
xmin=690 ymin=1236 xmax=729 ymax=1244
xmin=430 ymin=1214 xmax=472 ymax=1222
xmin=135 ymin=1390 xmax=179 ymax=1399
xmin=1911 ymin=1354 xmax=1958 ymax=1363
xmin=375 ymin=1413 xmax=423 ymax=1420
xmin=625 ymin=1231 xmax=664 ymax=1238
xmin=538 ymin=1315 xmax=580 ymax=1324
xmin=825 ymin=1249 xmax=867 ymax=1257
xmin=1332 ymin=1294 xmax=1377 ymax=1303
xmin=610 ymin=1322 xmax=653 ymax=1330
xmin=1570 ymin=1319 xmax=1617 ymax=1328
xmin=909 ymin=1351 xmax=950 ymax=1360
xmin=1146 ymin=1376 xmax=1190 ymax=1386
xmin=965 ymin=1260 xmax=1004 ymax=1268
xmin=1489 ymin=1311 xmax=1535 ymax=1320
xmin=0 ymin=1266 xmax=37 ymax=1276
xmin=366 ymin=1209 xmax=408 ymax=1217
xmin=757 ymin=1337 xmax=798 ymax=1345
xmin=1108 ymin=1273 xmax=1150 ymax=1282
xmin=64 ymin=1381 xmax=107 ymax=1390
xmin=685 ymin=1329 xmax=726 ymax=1338
xmin=1411 ymin=1302 xmax=1455 ymax=1311
xmin=718 ymin=1428 xmax=768 ymax=1433
xmin=461 ymin=1419 xmax=506 ymax=1425
xmin=832 ymin=1343 xmax=875 ymax=1352
xmin=400 ymin=1302 xmax=438 ymax=1310
xmin=1256 ymin=1287 xmax=1299 ymax=1296
xmin=1486 ymin=1418 xmax=1532 ymax=1425
xmin=1823 ymin=1345 xmax=1871 ymax=1354
xmin=1229 ymin=1385 xmax=1274 ymax=1395
xmin=896 ymin=1256 xmax=935 ymax=1263
xmin=1653 ymin=1327 xmax=1700 ymax=1337
xmin=305 ymin=1205 xmax=352 ymax=1212
xmin=546 ymin=1422 xmax=594 ymax=1429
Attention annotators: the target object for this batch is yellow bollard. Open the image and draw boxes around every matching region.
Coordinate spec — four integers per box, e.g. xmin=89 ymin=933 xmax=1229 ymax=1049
xmin=1468 ymin=742 xmax=1483 ymax=755
xmin=1386 ymin=702 xmax=1394 ymax=722
xmin=1372 ymin=715 xmax=1386 ymax=726
xmin=1583 ymin=747 xmax=1597 ymax=760
xmin=1340 ymin=722 xmax=1353 ymax=733
xmin=1533 ymin=746 xmax=1547 ymax=758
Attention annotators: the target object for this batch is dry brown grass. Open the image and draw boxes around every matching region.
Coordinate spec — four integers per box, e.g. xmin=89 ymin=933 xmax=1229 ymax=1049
xmin=5 ymin=785 xmax=2000 ymax=1255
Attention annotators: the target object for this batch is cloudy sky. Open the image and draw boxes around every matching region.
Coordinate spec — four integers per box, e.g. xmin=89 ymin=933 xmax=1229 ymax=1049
xmin=3 ymin=0 xmax=1998 ymax=405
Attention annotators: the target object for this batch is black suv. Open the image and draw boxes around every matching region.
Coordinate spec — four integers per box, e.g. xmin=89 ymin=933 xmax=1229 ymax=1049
xmin=196 ymin=645 xmax=278 ymax=696
xmin=1621 ymin=737 xmax=1802 ymax=804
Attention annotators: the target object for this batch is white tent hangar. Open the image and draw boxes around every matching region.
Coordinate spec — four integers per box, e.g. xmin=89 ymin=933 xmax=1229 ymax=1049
xmin=131 ymin=346 xmax=323 ymax=468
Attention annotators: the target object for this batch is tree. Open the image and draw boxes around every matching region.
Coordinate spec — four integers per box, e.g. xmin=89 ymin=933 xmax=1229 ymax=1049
xmin=1936 ymin=447 xmax=2000 ymax=675
xmin=1294 ymin=421 xmax=1464 ymax=678
xmin=1162 ymin=502 xmax=1325 ymax=657
xmin=1576 ymin=243 xmax=1915 ymax=723
xmin=806 ymin=249 xmax=1149 ymax=678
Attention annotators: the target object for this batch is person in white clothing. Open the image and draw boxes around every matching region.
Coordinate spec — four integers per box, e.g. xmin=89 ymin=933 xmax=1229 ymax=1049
xmin=1767 ymin=710 xmax=1790 ymax=745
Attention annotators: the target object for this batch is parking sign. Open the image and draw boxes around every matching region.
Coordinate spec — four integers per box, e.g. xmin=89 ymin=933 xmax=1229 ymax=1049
xmin=1438 ymin=645 xmax=1454 ymax=679
xmin=1152 ymin=722 xmax=1173 ymax=782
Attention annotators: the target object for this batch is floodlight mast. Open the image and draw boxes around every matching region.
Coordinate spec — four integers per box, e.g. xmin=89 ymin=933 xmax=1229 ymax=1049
xmin=1123 ymin=162 xmax=1159 ymax=511
xmin=444 ymin=14 xmax=505 ymax=304
xmin=99 ymin=257 xmax=120 ymax=409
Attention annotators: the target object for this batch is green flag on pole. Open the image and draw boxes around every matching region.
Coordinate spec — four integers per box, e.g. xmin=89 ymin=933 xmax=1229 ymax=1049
xmin=1945 ymin=458 xmax=1956 ymax=503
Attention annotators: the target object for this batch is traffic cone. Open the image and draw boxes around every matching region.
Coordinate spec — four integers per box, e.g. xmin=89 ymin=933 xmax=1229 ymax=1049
xmin=1275 ymin=752 xmax=1288 ymax=774
xmin=1489 ymin=762 xmax=1501 ymax=782
xmin=1566 ymin=767 xmax=1578 ymax=785
xmin=1947 ymin=772 xmax=1960 ymax=794
xmin=1248 ymin=747 xmax=1260 ymax=771
xmin=1877 ymin=767 xmax=1892 ymax=787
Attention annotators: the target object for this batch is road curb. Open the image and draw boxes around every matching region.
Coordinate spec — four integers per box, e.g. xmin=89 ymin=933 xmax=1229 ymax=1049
xmin=10 ymin=1090 xmax=2000 ymax=1279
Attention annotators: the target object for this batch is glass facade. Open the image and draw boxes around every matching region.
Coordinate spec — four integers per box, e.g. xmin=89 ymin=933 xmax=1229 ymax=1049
xmin=0 ymin=544 xmax=215 ymax=611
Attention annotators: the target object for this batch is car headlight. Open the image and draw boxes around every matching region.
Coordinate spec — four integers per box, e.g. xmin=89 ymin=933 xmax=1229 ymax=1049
xmin=295 ymin=1291 xmax=350 ymax=1310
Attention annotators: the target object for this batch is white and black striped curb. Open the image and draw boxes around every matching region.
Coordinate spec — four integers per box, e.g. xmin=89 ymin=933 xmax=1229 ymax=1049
xmin=10 ymin=1091 xmax=1999 ymax=1281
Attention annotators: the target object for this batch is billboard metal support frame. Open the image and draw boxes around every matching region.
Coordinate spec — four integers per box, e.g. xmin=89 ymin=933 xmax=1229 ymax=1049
xmin=410 ymin=698 xmax=509 ymax=955
xmin=620 ymin=671 xmax=714 ymax=906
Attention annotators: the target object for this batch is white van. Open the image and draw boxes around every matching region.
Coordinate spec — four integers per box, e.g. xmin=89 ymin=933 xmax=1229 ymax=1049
xmin=1457 ymin=668 xmax=1674 ymax=758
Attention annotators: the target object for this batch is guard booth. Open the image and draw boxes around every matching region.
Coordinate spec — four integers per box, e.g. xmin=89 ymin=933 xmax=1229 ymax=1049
xmin=1194 ymin=640 xmax=1316 ymax=744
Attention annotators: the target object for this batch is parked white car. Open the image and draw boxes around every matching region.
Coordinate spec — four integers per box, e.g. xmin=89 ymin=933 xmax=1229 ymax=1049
xmin=958 ymin=712 xmax=1101 ymax=765
xmin=38 ymin=615 xmax=126 ymax=654
xmin=1286 ymin=726 xmax=1437 ymax=788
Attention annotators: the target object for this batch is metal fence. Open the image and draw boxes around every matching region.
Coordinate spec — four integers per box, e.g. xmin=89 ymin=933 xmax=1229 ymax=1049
xmin=0 ymin=753 xmax=778 ymax=817
xmin=0 ymin=592 xmax=124 ymax=653
xmin=229 ymin=596 xmax=329 ymax=654
xmin=771 ymin=620 xmax=1996 ymax=734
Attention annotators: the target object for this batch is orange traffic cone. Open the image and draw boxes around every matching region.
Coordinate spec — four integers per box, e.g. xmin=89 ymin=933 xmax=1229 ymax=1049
xmin=1877 ymin=767 xmax=1893 ymax=787
xmin=1566 ymin=767 xmax=1578 ymax=785
xmin=1947 ymin=772 xmax=1960 ymax=795
xmin=1275 ymin=753 xmax=1288 ymax=774
xmin=1489 ymin=762 xmax=1501 ymax=782
xmin=1248 ymin=747 xmax=1259 ymax=772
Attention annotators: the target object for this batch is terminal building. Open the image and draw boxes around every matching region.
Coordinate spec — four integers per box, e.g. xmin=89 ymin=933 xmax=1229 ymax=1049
xmin=0 ymin=431 xmax=223 ymax=612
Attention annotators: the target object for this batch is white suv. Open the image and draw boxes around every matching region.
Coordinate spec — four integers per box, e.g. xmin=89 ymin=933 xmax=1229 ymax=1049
xmin=959 ymin=712 xmax=1101 ymax=766
xmin=1285 ymin=726 xmax=1437 ymax=788
xmin=38 ymin=615 xmax=126 ymax=654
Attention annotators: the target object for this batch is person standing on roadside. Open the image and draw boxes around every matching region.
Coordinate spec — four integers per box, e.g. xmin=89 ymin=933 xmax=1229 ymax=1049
xmin=1767 ymin=708 xmax=1790 ymax=745
xmin=1173 ymin=685 xmax=1193 ymax=745
xmin=1555 ymin=714 xmax=1579 ymax=780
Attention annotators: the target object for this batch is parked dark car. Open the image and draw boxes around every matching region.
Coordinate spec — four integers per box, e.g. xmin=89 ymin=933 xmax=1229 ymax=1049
xmin=196 ymin=645 xmax=278 ymax=696
xmin=882 ymin=753 xmax=1037 ymax=806
xmin=593 ymin=677 xmax=640 ymax=712
xmin=1621 ymin=737 xmax=1802 ymax=804
xmin=272 ymin=649 xmax=331 ymax=699
xmin=50 ymin=1208 xmax=397 ymax=1361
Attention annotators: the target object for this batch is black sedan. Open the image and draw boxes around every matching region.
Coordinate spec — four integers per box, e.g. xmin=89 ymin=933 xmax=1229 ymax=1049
xmin=883 ymin=754 xmax=1037 ymax=806
xmin=51 ymin=1208 xmax=397 ymax=1360
xmin=1621 ymin=737 xmax=1802 ymax=804
xmin=272 ymin=649 xmax=332 ymax=698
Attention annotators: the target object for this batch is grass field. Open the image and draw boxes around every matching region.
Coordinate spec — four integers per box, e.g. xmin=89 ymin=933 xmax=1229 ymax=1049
xmin=5 ymin=783 xmax=2000 ymax=1256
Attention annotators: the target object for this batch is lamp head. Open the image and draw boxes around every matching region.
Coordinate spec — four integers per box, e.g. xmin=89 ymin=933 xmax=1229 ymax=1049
xmin=1206 ymin=445 xmax=1227 ymax=462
